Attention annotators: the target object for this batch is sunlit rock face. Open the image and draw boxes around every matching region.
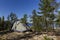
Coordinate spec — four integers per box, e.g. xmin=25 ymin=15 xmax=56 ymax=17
xmin=12 ymin=21 xmax=30 ymax=32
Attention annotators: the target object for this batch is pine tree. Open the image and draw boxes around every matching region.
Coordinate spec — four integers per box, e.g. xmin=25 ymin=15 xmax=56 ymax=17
xmin=1 ymin=16 xmax=5 ymax=30
xmin=31 ymin=10 xmax=42 ymax=32
xmin=11 ymin=13 xmax=17 ymax=23
xmin=38 ymin=0 xmax=58 ymax=32
xmin=21 ymin=14 xmax=27 ymax=25
xmin=0 ymin=17 xmax=1 ymax=30
xmin=56 ymin=11 xmax=60 ymax=27
xmin=7 ymin=12 xmax=18 ymax=30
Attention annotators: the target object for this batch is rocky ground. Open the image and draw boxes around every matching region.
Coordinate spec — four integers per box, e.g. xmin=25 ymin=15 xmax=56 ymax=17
xmin=0 ymin=32 xmax=59 ymax=40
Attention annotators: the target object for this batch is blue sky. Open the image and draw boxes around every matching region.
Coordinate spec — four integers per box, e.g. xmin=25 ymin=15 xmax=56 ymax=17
xmin=0 ymin=0 xmax=60 ymax=20
xmin=0 ymin=0 xmax=39 ymax=20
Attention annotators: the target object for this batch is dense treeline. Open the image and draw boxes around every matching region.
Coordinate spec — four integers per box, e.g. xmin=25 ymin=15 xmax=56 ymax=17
xmin=0 ymin=0 xmax=60 ymax=32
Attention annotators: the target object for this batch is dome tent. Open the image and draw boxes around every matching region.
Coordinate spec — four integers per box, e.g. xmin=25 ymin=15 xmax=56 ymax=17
xmin=12 ymin=21 xmax=30 ymax=32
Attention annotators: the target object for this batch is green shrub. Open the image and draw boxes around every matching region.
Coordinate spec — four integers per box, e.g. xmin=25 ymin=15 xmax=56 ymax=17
xmin=44 ymin=36 xmax=53 ymax=40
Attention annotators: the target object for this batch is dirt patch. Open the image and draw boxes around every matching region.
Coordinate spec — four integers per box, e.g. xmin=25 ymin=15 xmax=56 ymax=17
xmin=0 ymin=32 xmax=58 ymax=40
xmin=56 ymin=36 xmax=60 ymax=40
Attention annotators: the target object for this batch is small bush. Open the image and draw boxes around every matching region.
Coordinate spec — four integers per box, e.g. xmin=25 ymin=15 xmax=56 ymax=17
xmin=44 ymin=36 xmax=53 ymax=40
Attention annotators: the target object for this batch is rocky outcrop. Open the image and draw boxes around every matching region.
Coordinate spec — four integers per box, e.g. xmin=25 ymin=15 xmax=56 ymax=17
xmin=0 ymin=32 xmax=57 ymax=40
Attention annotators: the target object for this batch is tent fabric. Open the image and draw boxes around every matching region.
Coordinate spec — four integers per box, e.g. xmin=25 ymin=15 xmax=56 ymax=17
xmin=12 ymin=21 xmax=30 ymax=32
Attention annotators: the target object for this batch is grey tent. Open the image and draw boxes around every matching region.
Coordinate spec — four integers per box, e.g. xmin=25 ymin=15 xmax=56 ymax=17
xmin=12 ymin=21 xmax=30 ymax=32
